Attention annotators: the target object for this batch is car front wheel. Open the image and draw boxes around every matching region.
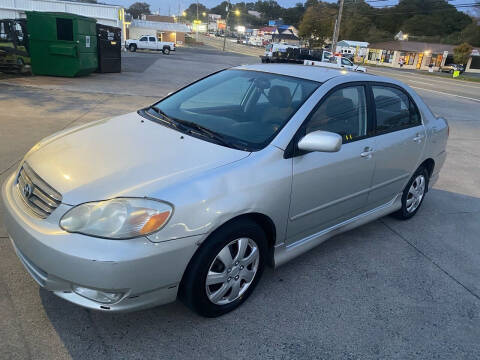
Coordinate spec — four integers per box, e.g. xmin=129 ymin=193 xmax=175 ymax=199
xmin=393 ymin=167 xmax=429 ymax=220
xmin=180 ymin=219 xmax=267 ymax=317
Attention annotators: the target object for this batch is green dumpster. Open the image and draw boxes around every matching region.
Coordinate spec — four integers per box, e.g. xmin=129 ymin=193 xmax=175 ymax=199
xmin=26 ymin=11 xmax=97 ymax=77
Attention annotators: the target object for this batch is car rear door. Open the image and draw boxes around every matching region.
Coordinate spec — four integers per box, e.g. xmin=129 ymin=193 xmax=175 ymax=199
xmin=366 ymin=83 xmax=426 ymax=208
xmin=287 ymin=83 xmax=376 ymax=244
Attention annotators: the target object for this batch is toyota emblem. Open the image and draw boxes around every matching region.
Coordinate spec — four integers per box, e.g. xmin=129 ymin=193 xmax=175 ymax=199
xmin=22 ymin=182 xmax=32 ymax=198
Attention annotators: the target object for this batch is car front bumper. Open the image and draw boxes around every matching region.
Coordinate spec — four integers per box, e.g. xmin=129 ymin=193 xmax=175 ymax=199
xmin=1 ymin=172 xmax=203 ymax=312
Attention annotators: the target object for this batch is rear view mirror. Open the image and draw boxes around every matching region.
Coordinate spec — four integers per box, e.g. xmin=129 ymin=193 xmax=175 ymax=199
xmin=297 ymin=130 xmax=342 ymax=153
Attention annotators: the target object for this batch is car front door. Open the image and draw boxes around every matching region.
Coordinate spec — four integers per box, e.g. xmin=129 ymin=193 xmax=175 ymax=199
xmin=341 ymin=57 xmax=354 ymax=70
xmin=138 ymin=36 xmax=148 ymax=49
xmin=366 ymin=83 xmax=426 ymax=208
xmin=287 ymin=84 xmax=376 ymax=244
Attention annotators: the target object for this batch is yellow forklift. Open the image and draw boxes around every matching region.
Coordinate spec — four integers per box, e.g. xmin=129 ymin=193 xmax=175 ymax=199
xmin=0 ymin=19 xmax=30 ymax=73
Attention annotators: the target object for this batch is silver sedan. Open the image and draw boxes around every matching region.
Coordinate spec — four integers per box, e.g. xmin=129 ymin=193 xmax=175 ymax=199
xmin=1 ymin=64 xmax=448 ymax=317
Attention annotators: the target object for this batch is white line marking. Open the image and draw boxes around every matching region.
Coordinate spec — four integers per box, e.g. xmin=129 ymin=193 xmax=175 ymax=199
xmin=410 ymin=86 xmax=480 ymax=103
xmin=370 ymin=69 xmax=480 ymax=89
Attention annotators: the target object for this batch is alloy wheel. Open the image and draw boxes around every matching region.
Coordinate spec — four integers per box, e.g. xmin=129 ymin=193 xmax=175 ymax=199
xmin=406 ymin=174 xmax=426 ymax=213
xmin=205 ymin=237 xmax=260 ymax=305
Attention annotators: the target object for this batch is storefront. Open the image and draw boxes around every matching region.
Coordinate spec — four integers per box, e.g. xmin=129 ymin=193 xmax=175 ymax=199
xmin=128 ymin=19 xmax=189 ymax=45
xmin=366 ymin=41 xmax=454 ymax=71
xmin=466 ymin=50 xmax=480 ymax=73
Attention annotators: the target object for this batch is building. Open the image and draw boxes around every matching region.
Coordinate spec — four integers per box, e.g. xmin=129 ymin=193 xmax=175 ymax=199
xmin=248 ymin=10 xmax=261 ymax=18
xmin=466 ymin=49 xmax=480 ymax=74
xmin=394 ymin=31 xmax=409 ymax=41
xmin=277 ymin=25 xmax=298 ymax=37
xmin=271 ymin=33 xmax=300 ymax=46
xmin=366 ymin=41 xmax=452 ymax=71
xmin=336 ymin=40 xmax=369 ymax=57
xmin=144 ymin=15 xmax=175 ymax=23
xmin=366 ymin=41 xmax=480 ymax=73
xmin=0 ymin=0 xmax=125 ymax=37
xmin=127 ymin=19 xmax=189 ymax=45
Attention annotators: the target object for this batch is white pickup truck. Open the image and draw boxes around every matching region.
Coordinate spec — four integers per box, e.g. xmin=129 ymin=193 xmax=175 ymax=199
xmin=304 ymin=56 xmax=367 ymax=73
xmin=125 ymin=35 xmax=175 ymax=54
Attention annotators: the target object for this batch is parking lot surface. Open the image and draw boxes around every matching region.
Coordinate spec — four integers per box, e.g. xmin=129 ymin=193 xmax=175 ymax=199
xmin=1 ymin=46 xmax=479 ymax=360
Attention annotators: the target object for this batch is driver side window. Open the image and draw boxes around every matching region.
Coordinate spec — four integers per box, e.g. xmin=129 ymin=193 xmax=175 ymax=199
xmin=140 ymin=36 xmax=147 ymax=41
xmin=305 ymin=86 xmax=368 ymax=143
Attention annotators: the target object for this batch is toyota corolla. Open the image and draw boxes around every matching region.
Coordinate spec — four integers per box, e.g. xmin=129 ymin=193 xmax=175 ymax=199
xmin=1 ymin=64 xmax=448 ymax=317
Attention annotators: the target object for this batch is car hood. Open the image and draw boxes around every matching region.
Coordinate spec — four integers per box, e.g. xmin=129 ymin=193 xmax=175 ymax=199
xmin=25 ymin=112 xmax=250 ymax=204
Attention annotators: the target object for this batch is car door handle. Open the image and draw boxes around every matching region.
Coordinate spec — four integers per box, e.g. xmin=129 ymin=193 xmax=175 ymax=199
xmin=360 ymin=147 xmax=373 ymax=159
xmin=413 ymin=133 xmax=425 ymax=143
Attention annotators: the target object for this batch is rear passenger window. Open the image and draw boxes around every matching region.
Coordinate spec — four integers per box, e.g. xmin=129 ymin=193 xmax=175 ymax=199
xmin=149 ymin=37 xmax=156 ymax=42
xmin=305 ymin=86 xmax=368 ymax=143
xmin=372 ymin=86 xmax=421 ymax=132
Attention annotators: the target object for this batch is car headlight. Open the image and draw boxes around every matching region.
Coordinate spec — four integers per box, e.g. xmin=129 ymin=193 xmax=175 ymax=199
xmin=59 ymin=198 xmax=173 ymax=239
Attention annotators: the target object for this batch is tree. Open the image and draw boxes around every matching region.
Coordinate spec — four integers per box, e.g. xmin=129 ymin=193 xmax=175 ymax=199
xmin=184 ymin=2 xmax=208 ymax=21
xmin=127 ymin=2 xmax=151 ymax=19
xmin=210 ymin=1 xmax=229 ymax=17
xmin=253 ymin=1 xmax=284 ymax=20
xmin=453 ymin=43 xmax=473 ymax=65
xmin=282 ymin=3 xmax=305 ymax=27
xmin=298 ymin=2 xmax=337 ymax=47
xmin=460 ymin=23 xmax=480 ymax=47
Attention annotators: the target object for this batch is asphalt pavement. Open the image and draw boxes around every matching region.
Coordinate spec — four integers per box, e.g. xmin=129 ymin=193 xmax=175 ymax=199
xmin=0 ymin=47 xmax=479 ymax=360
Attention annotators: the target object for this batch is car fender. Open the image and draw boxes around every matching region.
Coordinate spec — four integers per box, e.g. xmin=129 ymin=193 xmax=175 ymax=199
xmin=146 ymin=146 xmax=292 ymax=246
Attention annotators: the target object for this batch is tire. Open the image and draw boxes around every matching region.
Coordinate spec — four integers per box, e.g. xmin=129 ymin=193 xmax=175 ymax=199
xmin=16 ymin=57 xmax=25 ymax=73
xmin=129 ymin=44 xmax=137 ymax=52
xmin=392 ymin=167 xmax=429 ymax=220
xmin=180 ymin=219 xmax=267 ymax=317
xmin=163 ymin=47 xmax=170 ymax=55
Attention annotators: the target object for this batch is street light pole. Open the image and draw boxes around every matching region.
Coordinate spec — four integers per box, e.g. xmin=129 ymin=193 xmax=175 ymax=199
xmin=222 ymin=1 xmax=231 ymax=52
xmin=196 ymin=0 xmax=199 ymax=42
xmin=331 ymin=0 xmax=344 ymax=54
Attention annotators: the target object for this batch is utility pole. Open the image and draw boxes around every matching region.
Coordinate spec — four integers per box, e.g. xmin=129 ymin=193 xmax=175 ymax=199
xmin=331 ymin=0 xmax=345 ymax=54
xmin=196 ymin=0 xmax=199 ymax=42
xmin=222 ymin=1 xmax=231 ymax=52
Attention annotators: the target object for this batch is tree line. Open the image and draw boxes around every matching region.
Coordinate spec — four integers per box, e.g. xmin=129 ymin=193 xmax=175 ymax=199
xmin=126 ymin=0 xmax=480 ymax=47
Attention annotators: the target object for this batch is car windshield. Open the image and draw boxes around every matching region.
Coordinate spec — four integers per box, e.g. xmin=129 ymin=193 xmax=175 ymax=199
xmin=150 ymin=69 xmax=320 ymax=151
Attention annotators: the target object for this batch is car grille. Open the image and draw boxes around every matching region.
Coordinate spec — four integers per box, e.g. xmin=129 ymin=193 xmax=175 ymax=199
xmin=16 ymin=163 xmax=62 ymax=219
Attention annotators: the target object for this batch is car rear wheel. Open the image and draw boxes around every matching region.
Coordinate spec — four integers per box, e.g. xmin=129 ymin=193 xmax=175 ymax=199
xmin=180 ymin=219 xmax=267 ymax=317
xmin=163 ymin=47 xmax=170 ymax=55
xmin=129 ymin=44 xmax=137 ymax=52
xmin=392 ymin=167 xmax=429 ymax=220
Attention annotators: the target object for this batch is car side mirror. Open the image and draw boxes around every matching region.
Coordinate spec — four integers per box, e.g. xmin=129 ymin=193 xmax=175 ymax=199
xmin=297 ymin=130 xmax=342 ymax=153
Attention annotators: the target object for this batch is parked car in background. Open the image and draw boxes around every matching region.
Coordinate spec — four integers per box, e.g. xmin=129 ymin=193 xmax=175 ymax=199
xmin=304 ymin=56 xmax=367 ymax=73
xmin=125 ymin=35 xmax=175 ymax=54
xmin=440 ymin=63 xmax=465 ymax=73
xmin=2 ymin=64 xmax=448 ymax=317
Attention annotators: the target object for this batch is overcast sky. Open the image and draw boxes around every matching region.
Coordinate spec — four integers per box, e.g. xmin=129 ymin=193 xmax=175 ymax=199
xmin=107 ymin=0 xmax=474 ymax=16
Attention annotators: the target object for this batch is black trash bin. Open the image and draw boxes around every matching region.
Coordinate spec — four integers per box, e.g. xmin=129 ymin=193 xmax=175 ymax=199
xmin=96 ymin=24 xmax=121 ymax=73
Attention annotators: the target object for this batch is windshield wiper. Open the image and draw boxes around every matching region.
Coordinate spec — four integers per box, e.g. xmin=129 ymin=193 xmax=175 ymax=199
xmin=175 ymin=119 xmax=240 ymax=149
xmin=147 ymin=106 xmax=245 ymax=150
xmin=147 ymin=106 xmax=182 ymax=130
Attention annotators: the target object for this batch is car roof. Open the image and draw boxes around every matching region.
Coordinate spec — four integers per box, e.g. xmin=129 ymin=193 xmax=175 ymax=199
xmin=234 ymin=63 xmax=373 ymax=83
